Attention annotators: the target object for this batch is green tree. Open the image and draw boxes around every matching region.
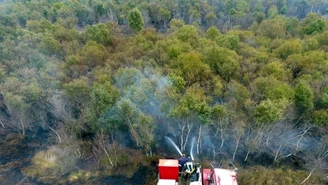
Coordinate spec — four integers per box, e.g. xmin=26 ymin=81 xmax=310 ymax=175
xmin=80 ymin=41 xmax=109 ymax=68
xmin=280 ymin=6 xmax=287 ymax=14
xmin=302 ymin=37 xmax=319 ymax=52
xmin=315 ymin=31 xmax=328 ymax=47
xmin=39 ymin=35 xmax=61 ymax=56
xmin=273 ymin=39 xmax=302 ymax=60
xmin=254 ymin=99 xmax=288 ymax=124
xmin=73 ymin=3 xmax=90 ymax=26
xmin=21 ymin=81 xmax=44 ymax=104
xmin=235 ymin=0 xmax=249 ymax=16
xmin=212 ymin=75 xmax=224 ymax=97
xmin=0 ymin=15 xmax=17 ymax=27
xmin=91 ymin=83 xmax=118 ymax=117
xmin=132 ymin=28 xmax=158 ymax=52
xmin=286 ymin=51 xmax=328 ymax=79
xmin=114 ymin=68 xmax=142 ymax=91
xmin=294 ymin=81 xmax=314 ymax=115
xmin=311 ymin=110 xmax=328 ymax=126
xmin=85 ymin=23 xmax=111 ymax=46
xmin=260 ymin=62 xmax=291 ymax=81
xmin=301 ymin=13 xmax=325 ymax=35
xmin=168 ymin=74 xmax=186 ymax=93
xmin=203 ymin=46 xmax=240 ymax=81
xmin=173 ymin=52 xmax=212 ymax=86
xmin=255 ymin=17 xmax=287 ymax=39
xmin=168 ymin=18 xmax=185 ymax=32
xmin=217 ymin=34 xmax=240 ymax=50
xmin=255 ymin=12 xmax=266 ymax=24
xmin=159 ymin=6 xmax=171 ymax=29
xmin=286 ymin=17 xmax=299 ymax=36
xmin=224 ymin=80 xmax=251 ymax=110
xmin=204 ymin=12 xmax=216 ymax=27
xmin=205 ymin=26 xmax=221 ymax=40
xmin=26 ymin=18 xmax=56 ymax=34
xmin=253 ymin=77 xmax=294 ymax=101
xmin=128 ymin=8 xmax=144 ymax=33
xmin=175 ymin=25 xmax=198 ymax=45
xmin=89 ymin=0 xmax=106 ymax=22
xmin=320 ymin=87 xmax=328 ymax=108
xmin=165 ymin=40 xmax=188 ymax=60
xmin=3 ymin=92 xmax=31 ymax=136
xmin=63 ymin=77 xmax=91 ymax=111
xmin=169 ymin=85 xmax=210 ymax=151
xmin=268 ymin=5 xmax=278 ymax=19
xmin=28 ymin=52 xmax=47 ymax=70
xmin=102 ymin=99 xmax=154 ymax=154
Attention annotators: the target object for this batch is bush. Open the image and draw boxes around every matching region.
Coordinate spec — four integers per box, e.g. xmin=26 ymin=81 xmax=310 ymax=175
xmin=238 ymin=166 xmax=324 ymax=185
xmin=23 ymin=146 xmax=78 ymax=184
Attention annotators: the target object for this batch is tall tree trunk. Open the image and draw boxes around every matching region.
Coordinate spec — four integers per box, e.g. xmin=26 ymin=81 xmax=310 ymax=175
xmin=296 ymin=127 xmax=310 ymax=152
xmin=102 ymin=145 xmax=114 ymax=167
xmin=266 ymin=122 xmax=280 ymax=147
xmin=111 ymin=134 xmax=118 ymax=166
xmin=47 ymin=124 xmax=62 ymax=143
xmin=127 ymin=117 xmax=139 ymax=146
xmin=99 ymin=131 xmax=114 ymax=167
xmin=183 ymin=122 xmax=193 ymax=152
xmin=197 ymin=124 xmax=202 ymax=155
xmin=274 ymin=141 xmax=283 ymax=162
xmin=233 ymin=136 xmax=240 ymax=161
xmin=208 ymin=140 xmax=216 ymax=159
xmin=19 ymin=117 xmax=25 ymax=136
xmin=219 ymin=127 xmax=225 ymax=151
xmin=180 ymin=121 xmax=186 ymax=152
xmin=108 ymin=6 xmax=114 ymax=21
xmin=244 ymin=150 xmax=250 ymax=162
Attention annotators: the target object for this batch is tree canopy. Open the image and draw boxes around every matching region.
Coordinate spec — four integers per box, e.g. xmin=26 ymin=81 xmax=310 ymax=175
xmin=1 ymin=0 xmax=328 ymax=184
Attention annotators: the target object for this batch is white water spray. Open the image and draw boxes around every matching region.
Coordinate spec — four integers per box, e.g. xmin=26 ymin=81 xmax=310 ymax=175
xmin=165 ymin=136 xmax=183 ymax=156
xmin=190 ymin=137 xmax=195 ymax=161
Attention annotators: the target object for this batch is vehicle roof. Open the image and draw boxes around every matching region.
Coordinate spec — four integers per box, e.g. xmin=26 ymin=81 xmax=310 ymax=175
xmin=214 ymin=168 xmax=237 ymax=185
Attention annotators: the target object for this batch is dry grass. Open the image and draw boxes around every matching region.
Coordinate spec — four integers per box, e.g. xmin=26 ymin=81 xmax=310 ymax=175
xmin=22 ymin=146 xmax=78 ymax=184
xmin=237 ymin=165 xmax=325 ymax=185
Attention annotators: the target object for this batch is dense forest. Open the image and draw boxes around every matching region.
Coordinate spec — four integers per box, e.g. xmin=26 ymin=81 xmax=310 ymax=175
xmin=1 ymin=0 xmax=328 ymax=184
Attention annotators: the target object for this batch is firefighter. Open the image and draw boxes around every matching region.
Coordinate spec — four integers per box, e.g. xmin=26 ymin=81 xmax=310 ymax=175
xmin=178 ymin=154 xmax=188 ymax=172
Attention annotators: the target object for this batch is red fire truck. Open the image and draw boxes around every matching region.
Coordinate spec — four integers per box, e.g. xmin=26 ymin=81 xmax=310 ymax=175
xmin=157 ymin=159 xmax=238 ymax=185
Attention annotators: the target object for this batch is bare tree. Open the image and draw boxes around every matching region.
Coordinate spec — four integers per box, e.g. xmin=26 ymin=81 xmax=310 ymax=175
xmin=93 ymin=131 xmax=115 ymax=168
xmin=178 ymin=118 xmax=193 ymax=152
xmin=300 ymin=129 xmax=328 ymax=184
xmin=232 ymin=121 xmax=245 ymax=162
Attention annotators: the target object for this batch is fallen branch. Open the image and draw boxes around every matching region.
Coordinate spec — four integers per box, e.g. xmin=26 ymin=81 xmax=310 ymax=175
xmin=300 ymin=166 xmax=317 ymax=185
xmin=47 ymin=124 xmax=62 ymax=143
xmin=16 ymin=177 xmax=27 ymax=185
